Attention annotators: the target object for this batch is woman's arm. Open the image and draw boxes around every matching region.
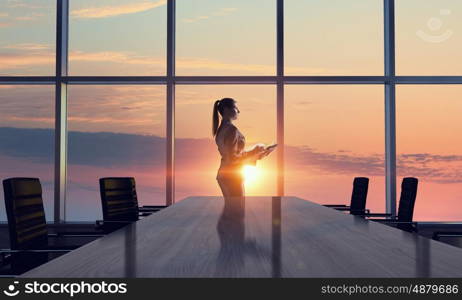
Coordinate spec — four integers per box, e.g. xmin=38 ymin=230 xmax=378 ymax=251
xmin=224 ymin=126 xmax=263 ymax=165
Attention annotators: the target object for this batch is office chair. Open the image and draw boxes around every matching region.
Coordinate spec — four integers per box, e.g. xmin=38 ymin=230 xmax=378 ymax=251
xmin=358 ymin=177 xmax=419 ymax=233
xmin=323 ymin=177 xmax=370 ymax=215
xmin=98 ymin=177 xmax=166 ymax=233
xmin=0 ymin=178 xmax=102 ymax=276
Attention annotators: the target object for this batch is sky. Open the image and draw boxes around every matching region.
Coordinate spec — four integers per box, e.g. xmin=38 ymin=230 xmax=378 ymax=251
xmin=1 ymin=0 xmax=462 ymax=221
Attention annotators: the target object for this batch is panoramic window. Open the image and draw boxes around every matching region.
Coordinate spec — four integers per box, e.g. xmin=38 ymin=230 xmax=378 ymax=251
xmin=1 ymin=1 xmax=462 ymax=224
xmin=285 ymin=85 xmax=385 ymax=213
xmin=0 ymin=85 xmax=55 ymax=221
xmin=69 ymin=0 xmax=166 ymax=75
xmin=175 ymin=85 xmax=277 ymax=202
xmin=396 ymin=0 xmax=462 ymax=75
xmin=0 ymin=0 xmax=56 ymax=75
xmin=397 ymin=85 xmax=462 ymax=221
xmin=285 ymin=0 xmax=383 ymax=75
xmin=176 ymin=0 xmax=276 ymax=75
xmin=67 ymin=85 xmax=166 ymax=221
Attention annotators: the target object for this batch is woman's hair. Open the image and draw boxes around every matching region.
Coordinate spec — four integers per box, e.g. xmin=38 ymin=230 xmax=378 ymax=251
xmin=212 ymin=97 xmax=236 ymax=137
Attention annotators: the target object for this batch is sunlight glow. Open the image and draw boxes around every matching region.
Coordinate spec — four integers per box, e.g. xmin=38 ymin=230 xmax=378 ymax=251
xmin=241 ymin=165 xmax=261 ymax=186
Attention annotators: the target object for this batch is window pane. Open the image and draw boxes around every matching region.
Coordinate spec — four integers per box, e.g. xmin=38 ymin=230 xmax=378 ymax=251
xmin=0 ymin=0 xmax=55 ymax=75
xmin=176 ymin=0 xmax=276 ymax=75
xmin=397 ymin=85 xmax=462 ymax=221
xmin=67 ymin=85 xmax=166 ymax=221
xmin=0 ymin=85 xmax=54 ymax=221
xmin=396 ymin=0 xmax=462 ymax=75
xmin=69 ymin=0 xmax=166 ymax=75
xmin=175 ymin=85 xmax=277 ymax=202
xmin=285 ymin=85 xmax=385 ymax=213
xmin=285 ymin=0 xmax=383 ymax=75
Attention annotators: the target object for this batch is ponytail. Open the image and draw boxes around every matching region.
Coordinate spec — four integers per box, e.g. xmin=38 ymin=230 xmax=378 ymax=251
xmin=212 ymin=99 xmax=221 ymax=137
xmin=212 ymin=97 xmax=235 ymax=137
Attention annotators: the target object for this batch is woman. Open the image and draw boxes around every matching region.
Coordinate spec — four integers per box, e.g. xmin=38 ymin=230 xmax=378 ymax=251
xmin=212 ymin=97 xmax=271 ymax=206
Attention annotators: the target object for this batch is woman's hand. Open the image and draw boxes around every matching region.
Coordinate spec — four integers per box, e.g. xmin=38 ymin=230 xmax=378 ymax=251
xmin=253 ymin=145 xmax=266 ymax=157
xmin=254 ymin=145 xmax=265 ymax=152
xmin=257 ymin=150 xmax=268 ymax=159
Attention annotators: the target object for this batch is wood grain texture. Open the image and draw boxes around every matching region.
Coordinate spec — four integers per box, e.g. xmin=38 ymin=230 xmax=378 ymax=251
xmin=20 ymin=196 xmax=462 ymax=277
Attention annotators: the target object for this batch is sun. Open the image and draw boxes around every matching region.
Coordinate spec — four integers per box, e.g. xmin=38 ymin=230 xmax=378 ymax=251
xmin=241 ymin=165 xmax=260 ymax=185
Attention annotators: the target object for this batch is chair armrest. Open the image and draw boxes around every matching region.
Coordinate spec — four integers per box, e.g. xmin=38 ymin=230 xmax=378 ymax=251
xmin=366 ymin=218 xmax=398 ymax=222
xmin=348 ymin=209 xmax=371 ymax=214
xmin=0 ymin=248 xmax=73 ymax=264
xmin=138 ymin=209 xmax=162 ymax=214
xmin=139 ymin=212 xmax=152 ymax=217
xmin=371 ymin=220 xmax=417 ymax=225
xmin=0 ymin=248 xmax=71 ymax=254
xmin=48 ymin=232 xmax=105 ymax=238
xmin=95 ymin=220 xmax=133 ymax=224
xmin=95 ymin=220 xmax=134 ymax=228
xmin=356 ymin=212 xmax=394 ymax=218
xmin=378 ymin=220 xmax=419 ymax=232
xmin=334 ymin=207 xmax=370 ymax=214
xmin=139 ymin=205 xmax=167 ymax=211
xmin=432 ymin=231 xmax=462 ymax=240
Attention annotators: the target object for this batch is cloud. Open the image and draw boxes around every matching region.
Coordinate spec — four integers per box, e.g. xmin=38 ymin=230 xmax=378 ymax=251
xmin=69 ymin=50 xmax=164 ymax=65
xmin=14 ymin=12 xmax=44 ymax=21
xmin=2 ymin=127 xmax=462 ymax=184
xmin=287 ymin=145 xmax=385 ymax=176
xmin=71 ymin=0 xmax=166 ymax=19
xmin=211 ymin=7 xmax=238 ymax=16
xmin=0 ymin=48 xmax=333 ymax=74
xmin=2 ymin=43 xmax=51 ymax=51
xmin=399 ymin=153 xmax=462 ymax=164
xmin=0 ymin=52 xmax=53 ymax=70
xmin=6 ymin=0 xmax=43 ymax=9
xmin=397 ymin=153 xmax=462 ymax=184
xmin=0 ymin=85 xmax=165 ymax=135
xmin=182 ymin=7 xmax=238 ymax=23
xmin=182 ymin=15 xmax=210 ymax=23
xmin=288 ymin=145 xmax=462 ymax=184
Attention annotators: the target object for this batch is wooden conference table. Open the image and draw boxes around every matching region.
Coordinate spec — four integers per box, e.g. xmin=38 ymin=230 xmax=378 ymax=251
xmin=21 ymin=196 xmax=462 ymax=277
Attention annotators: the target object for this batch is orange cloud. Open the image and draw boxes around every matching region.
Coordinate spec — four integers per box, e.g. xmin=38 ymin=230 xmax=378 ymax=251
xmin=3 ymin=116 xmax=54 ymax=123
xmin=6 ymin=0 xmax=43 ymax=9
xmin=2 ymin=43 xmax=51 ymax=50
xmin=14 ymin=13 xmax=44 ymax=21
xmin=71 ymin=0 xmax=166 ymax=19
xmin=0 ymin=49 xmax=340 ymax=74
xmin=182 ymin=7 xmax=238 ymax=23
xmin=0 ymin=53 xmax=53 ymax=69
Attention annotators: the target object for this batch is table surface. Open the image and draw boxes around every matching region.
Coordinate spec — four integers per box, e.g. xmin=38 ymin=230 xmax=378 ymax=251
xmin=21 ymin=196 xmax=462 ymax=277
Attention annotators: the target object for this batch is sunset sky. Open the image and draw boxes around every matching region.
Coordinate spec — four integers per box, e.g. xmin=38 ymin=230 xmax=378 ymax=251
xmin=1 ymin=0 xmax=462 ymax=221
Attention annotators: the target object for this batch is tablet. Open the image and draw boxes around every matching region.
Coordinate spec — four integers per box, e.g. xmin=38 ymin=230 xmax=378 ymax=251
xmin=265 ymin=143 xmax=278 ymax=151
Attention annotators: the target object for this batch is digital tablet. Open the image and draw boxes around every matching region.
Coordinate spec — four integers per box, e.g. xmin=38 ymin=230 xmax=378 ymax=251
xmin=265 ymin=143 xmax=278 ymax=151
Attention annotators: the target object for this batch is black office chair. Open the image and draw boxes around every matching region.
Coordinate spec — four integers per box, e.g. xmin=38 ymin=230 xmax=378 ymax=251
xmin=0 ymin=178 xmax=101 ymax=275
xmin=98 ymin=177 xmax=166 ymax=233
xmin=359 ymin=177 xmax=419 ymax=232
xmin=323 ymin=177 xmax=370 ymax=215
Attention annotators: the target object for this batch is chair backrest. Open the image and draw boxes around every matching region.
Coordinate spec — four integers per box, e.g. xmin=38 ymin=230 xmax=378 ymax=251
xmin=397 ymin=177 xmax=418 ymax=222
xmin=2 ymin=178 xmax=48 ymax=250
xmin=99 ymin=177 xmax=139 ymax=223
xmin=349 ymin=177 xmax=369 ymax=215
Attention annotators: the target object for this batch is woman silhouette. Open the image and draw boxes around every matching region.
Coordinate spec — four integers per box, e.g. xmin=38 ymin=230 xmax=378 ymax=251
xmin=212 ymin=98 xmax=271 ymax=206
